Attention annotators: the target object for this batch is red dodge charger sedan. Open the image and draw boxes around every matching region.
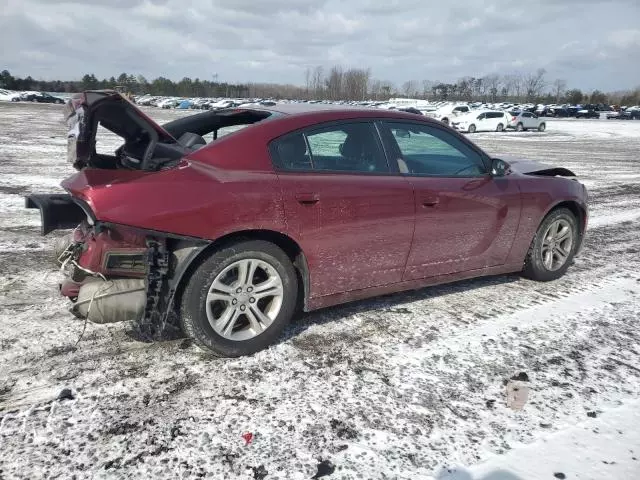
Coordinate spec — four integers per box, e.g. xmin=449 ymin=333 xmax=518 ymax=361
xmin=26 ymin=91 xmax=588 ymax=356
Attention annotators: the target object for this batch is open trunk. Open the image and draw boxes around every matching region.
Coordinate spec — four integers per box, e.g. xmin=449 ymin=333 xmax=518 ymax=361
xmin=63 ymin=90 xmax=274 ymax=172
xmin=64 ymin=90 xmax=183 ymax=171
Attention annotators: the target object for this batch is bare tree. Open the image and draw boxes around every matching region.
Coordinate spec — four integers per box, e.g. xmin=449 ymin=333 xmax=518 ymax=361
xmin=325 ymin=65 xmax=344 ymax=100
xmin=484 ymin=74 xmax=501 ymax=102
xmin=552 ymin=78 xmax=567 ymax=103
xmin=422 ymin=80 xmax=435 ymax=99
xmin=311 ymin=66 xmax=324 ymax=99
xmin=369 ymin=78 xmax=382 ymax=100
xmin=304 ymin=68 xmax=311 ymax=99
xmin=524 ymin=68 xmax=547 ymax=102
xmin=402 ymin=80 xmax=419 ymax=98
xmin=344 ymin=68 xmax=368 ymax=100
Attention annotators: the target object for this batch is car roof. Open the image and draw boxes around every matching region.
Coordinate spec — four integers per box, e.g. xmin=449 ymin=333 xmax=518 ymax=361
xmin=240 ymin=102 xmax=378 ymax=116
xmin=220 ymin=103 xmax=445 ymax=126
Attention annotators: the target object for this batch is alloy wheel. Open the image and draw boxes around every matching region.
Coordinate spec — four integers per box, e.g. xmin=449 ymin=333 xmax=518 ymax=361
xmin=541 ymin=219 xmax=574 ymax=271
xmin=205 ymin=258 xmax=284 ymax=341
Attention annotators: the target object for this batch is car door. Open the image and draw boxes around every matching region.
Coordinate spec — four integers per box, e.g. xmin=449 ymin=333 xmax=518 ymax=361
xmin=521 ymin=112 xmax=533 ymax=129
xmin=378 ymin=120 xmax=522 ymax=280
xmin=475 ymin=113 xmax=487 ymax=131
xmin=269 ymin=121 xmax=415 ymax=298
xmin=529 ymin=113 xmax=540 ymax=129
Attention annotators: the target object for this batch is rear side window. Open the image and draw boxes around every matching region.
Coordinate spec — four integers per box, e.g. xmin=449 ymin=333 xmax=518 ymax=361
xmin=270 ymin=122 xmax=389 ymax=174
xmin=487 ymin=112 xmax=504 ymax=119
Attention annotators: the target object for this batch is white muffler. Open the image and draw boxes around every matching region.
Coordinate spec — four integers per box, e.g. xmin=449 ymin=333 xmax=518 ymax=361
xmin=73 ymin=278 xmax=146 ymax=324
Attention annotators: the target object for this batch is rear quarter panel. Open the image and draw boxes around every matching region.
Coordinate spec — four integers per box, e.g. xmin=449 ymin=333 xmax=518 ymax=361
xmin=62 ymin=163 xmax=288 ymax=241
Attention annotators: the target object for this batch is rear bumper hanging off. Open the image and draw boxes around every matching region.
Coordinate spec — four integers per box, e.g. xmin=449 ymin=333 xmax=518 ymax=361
xmin=25 ymin=194 xmax=91 ymax=235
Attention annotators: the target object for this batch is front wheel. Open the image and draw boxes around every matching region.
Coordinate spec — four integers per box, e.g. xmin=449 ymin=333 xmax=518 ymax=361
xmin=180 ymin=240 xmax=298 ymax=357
xmin=468 ymin=124 xmax=476 ymax=133
xmin=522 ymin=208 xmax=578 ymax=281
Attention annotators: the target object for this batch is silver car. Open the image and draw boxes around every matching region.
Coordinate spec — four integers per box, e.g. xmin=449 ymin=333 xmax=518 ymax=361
xmin=507 ymin=111 xmax=547 ymax=132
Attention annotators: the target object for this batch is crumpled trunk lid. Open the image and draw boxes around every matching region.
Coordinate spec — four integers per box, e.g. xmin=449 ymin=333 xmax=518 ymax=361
xmin=64 ymin=90 xmax=176 ymax=170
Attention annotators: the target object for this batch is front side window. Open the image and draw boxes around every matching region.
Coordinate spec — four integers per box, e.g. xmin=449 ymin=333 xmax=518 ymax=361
xmin=270 ymin=122 xmax=389 ymax=174
xmin=382 ymin=122 xmax=487 ymax=177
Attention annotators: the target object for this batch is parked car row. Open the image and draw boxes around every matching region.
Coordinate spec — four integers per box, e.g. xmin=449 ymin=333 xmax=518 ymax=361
xmin=451 ymin=110 xmax=546 ymax=133
xmin=606 ymin=107 xmax=640 ymax=120
xmin=0 ymin=90 xmax=66 ymax=103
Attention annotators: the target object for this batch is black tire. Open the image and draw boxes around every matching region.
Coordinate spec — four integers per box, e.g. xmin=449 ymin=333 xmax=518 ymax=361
xmin=180 ymin=239 xmax=298 ymax=357
xmin=522 ymin=208 xmax=578 ymax=281
xmin=538 ymin=123 xmax=546 ymax=132
xmin=516 ymin=123 xmax=524 ymax=132
xmin=468 ymin=124 xmax=476 ymax=133
xmin=441 ymin=118 xmax=449 ymax=126
xmin=496 ymin=123 xmax=504 ymax=132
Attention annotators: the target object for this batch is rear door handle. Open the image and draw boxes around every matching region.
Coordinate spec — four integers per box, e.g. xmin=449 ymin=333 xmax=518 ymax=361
xmin=295 ymin=192 xmax=320 ymax=205
xmin=421 ymin=197 xmax=439 ymax=207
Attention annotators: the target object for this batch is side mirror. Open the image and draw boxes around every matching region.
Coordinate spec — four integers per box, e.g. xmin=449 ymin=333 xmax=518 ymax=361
xmin=491 ymin=158 xmax=509 ymax=177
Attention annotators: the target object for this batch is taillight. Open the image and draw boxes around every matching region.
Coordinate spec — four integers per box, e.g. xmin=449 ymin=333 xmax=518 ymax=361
xmin=511 ymin=116 xmax=516 ymax=121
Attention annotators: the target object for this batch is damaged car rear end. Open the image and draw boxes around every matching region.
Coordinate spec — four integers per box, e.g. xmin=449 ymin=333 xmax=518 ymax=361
xmin=26 ymin=90 xmax=276 ymax=343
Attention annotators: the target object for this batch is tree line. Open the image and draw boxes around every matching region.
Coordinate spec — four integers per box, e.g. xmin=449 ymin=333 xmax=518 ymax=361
xmin=0 ymin=70 xmax=251 ymax=98
xmin=2 ymin=67 xmax=639 ymax=106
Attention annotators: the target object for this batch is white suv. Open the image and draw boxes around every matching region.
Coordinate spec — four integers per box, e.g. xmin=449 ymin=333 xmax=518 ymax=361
xmin=451 ymin=110 xmax=509 ymax=133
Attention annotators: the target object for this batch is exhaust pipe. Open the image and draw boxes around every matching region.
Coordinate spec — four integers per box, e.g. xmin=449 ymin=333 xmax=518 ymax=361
xmin=72 ymin=279 xmax=146 ymax=324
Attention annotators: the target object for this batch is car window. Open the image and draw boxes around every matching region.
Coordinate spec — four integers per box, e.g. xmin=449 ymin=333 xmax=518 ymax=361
xmin=477 ymin=113 xmax=486 ymax=120
xmin=382 ymin=122 xmax=487 ymax=177
xmin=270 ymin=122 xmax=389 ymax=174
xmin=522 ymin=112 xmax=532 ymax=118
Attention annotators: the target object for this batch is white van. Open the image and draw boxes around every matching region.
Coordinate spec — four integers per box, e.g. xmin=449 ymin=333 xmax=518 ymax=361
xmin=451 ymin=110 xmax=509 ymax=133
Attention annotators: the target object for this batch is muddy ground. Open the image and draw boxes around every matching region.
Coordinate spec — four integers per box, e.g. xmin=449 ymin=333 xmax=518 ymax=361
xmin=0 ymin=102 xmax=639 ymax=479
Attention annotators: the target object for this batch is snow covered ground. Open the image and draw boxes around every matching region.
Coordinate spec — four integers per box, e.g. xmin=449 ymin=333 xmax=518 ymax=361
xmin=0 ymin=103 xmax=639 ymax=479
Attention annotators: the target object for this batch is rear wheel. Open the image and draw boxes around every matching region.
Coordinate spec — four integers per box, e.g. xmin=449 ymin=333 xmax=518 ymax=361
xmin=522 ymin=208 xmax=578 ymax=281
xmin=441 ymin=118 xmax=449 ymax=126
xmin=468 ymin=124 xmax=476 ymax=133
xmin=496 ymin=123 xmax=504 ymax=132
xmin=538 ymin=122 xmax=546 ymax=132
xmin=516 ymin=122 xmax=524 ymax=132
xmin=180 ymin=240 xmax=298 ymax=357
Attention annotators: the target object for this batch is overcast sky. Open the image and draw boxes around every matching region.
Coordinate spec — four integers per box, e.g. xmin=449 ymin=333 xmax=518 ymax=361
xmin=2 ymin=0 xmax=639 ymax=92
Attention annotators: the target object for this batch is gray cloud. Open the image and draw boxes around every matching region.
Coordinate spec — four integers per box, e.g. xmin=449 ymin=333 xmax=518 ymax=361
xmin=1 ymin=0 xmax=639 ymax=91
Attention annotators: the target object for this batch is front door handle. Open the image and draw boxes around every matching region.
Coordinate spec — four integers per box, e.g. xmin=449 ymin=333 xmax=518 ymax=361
xmin=295 ymin=192 xmax=320 ymax=205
